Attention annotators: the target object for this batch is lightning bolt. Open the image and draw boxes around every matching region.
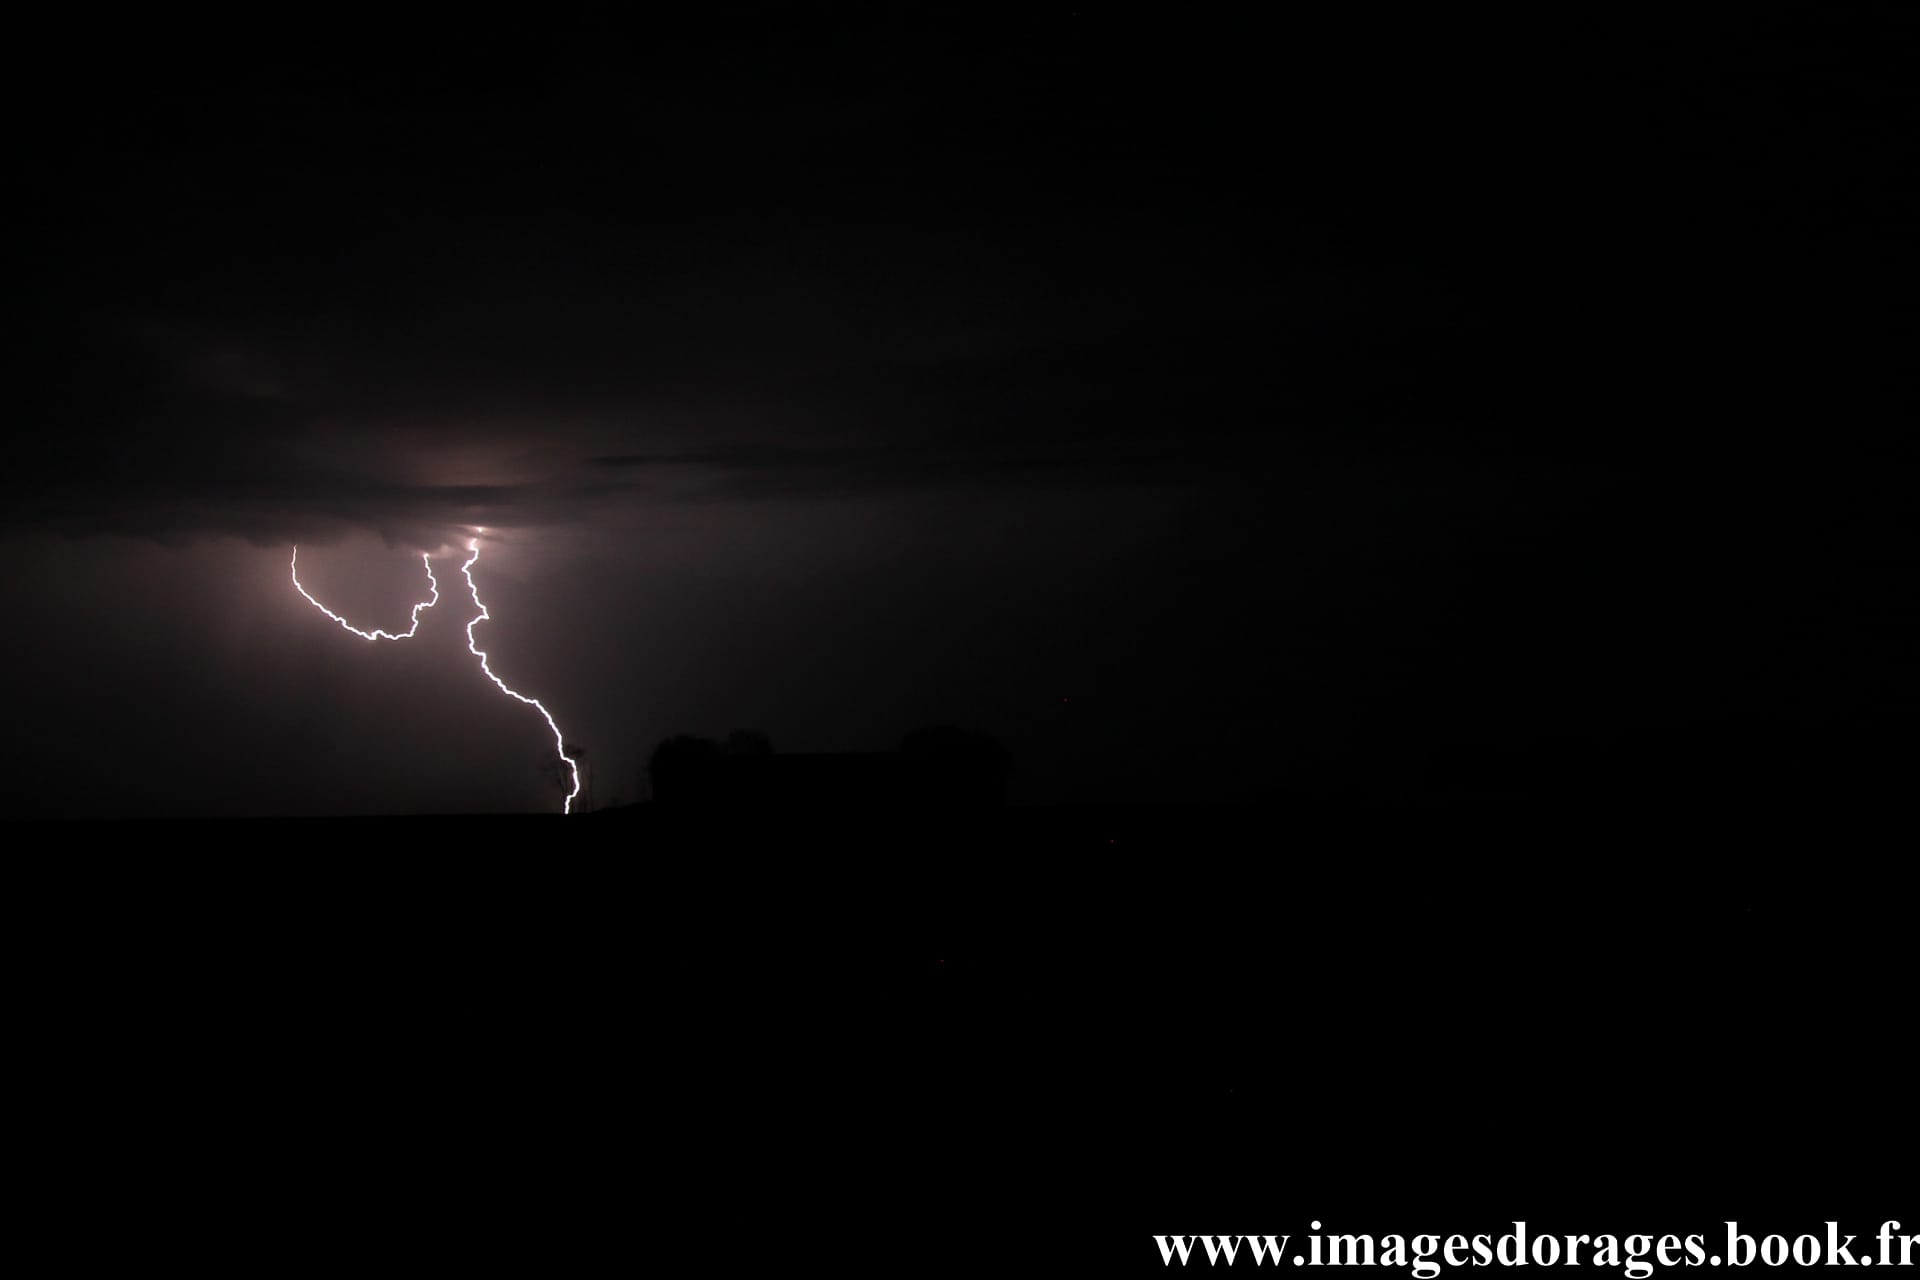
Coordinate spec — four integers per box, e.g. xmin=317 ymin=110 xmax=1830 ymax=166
xmin=289 ymin=538 xmax=581 ymax=815
xmin=460 ymin=538 xmax=582 ymax=815
xmin=291 ymin=546 xmax=439 ymax=640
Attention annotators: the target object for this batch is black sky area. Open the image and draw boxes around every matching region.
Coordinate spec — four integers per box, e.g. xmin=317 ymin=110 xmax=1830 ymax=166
xmin=3 ymin=3 xmax=1916 ymax=818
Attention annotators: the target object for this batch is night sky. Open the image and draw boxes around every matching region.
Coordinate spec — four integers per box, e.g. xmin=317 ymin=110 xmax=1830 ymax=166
xmin=5 ymin=4 xmax=1916 ymax=819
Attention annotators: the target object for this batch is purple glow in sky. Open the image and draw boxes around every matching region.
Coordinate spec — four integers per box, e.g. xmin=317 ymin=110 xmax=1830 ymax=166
xmin=289 ymin=534 xmax=580 ymax=813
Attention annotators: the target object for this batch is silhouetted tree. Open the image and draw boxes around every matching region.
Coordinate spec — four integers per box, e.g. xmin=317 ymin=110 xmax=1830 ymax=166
xmin=647 ymin=726 xmax=1009 ymax=809
xmin=649 ymin=734 xmax=721 ymax=804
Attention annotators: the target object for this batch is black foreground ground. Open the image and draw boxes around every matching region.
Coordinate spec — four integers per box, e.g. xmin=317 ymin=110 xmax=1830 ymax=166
xmin=12 ymin=801 xmax=1907 ymax=1273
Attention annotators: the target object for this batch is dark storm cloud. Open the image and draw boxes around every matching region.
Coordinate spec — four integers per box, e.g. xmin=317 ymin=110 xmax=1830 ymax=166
xmin=4 ymin=0 xmax=1915 ymax=825
xmin=583 ymin=432 xmax=1203 ymax=503
xmin=8 ymin=4 xmax=1503 ymax=551
xmin=3 ymin=315 xmax=528 ymax=547
xmin=2 ymin=289 xmax=1236 ymax=545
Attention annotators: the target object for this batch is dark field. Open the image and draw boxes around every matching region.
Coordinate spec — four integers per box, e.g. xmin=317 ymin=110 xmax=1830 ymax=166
xmin=12 ymin=803 xmax=1905 ymax=1271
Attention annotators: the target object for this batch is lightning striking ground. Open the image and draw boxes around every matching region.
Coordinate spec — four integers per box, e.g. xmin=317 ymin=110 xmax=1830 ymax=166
xmin=290 ymin=539 xmax=581 ymax=815
xmin=460 ymin=538 xmax=582 ymax=814
xmin=292 ymin=546 xmax=440 ymax=640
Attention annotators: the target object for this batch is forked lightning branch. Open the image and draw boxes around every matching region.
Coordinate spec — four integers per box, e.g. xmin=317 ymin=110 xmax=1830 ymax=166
xmin=290 ymin=535 xmax=582 ymax=813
